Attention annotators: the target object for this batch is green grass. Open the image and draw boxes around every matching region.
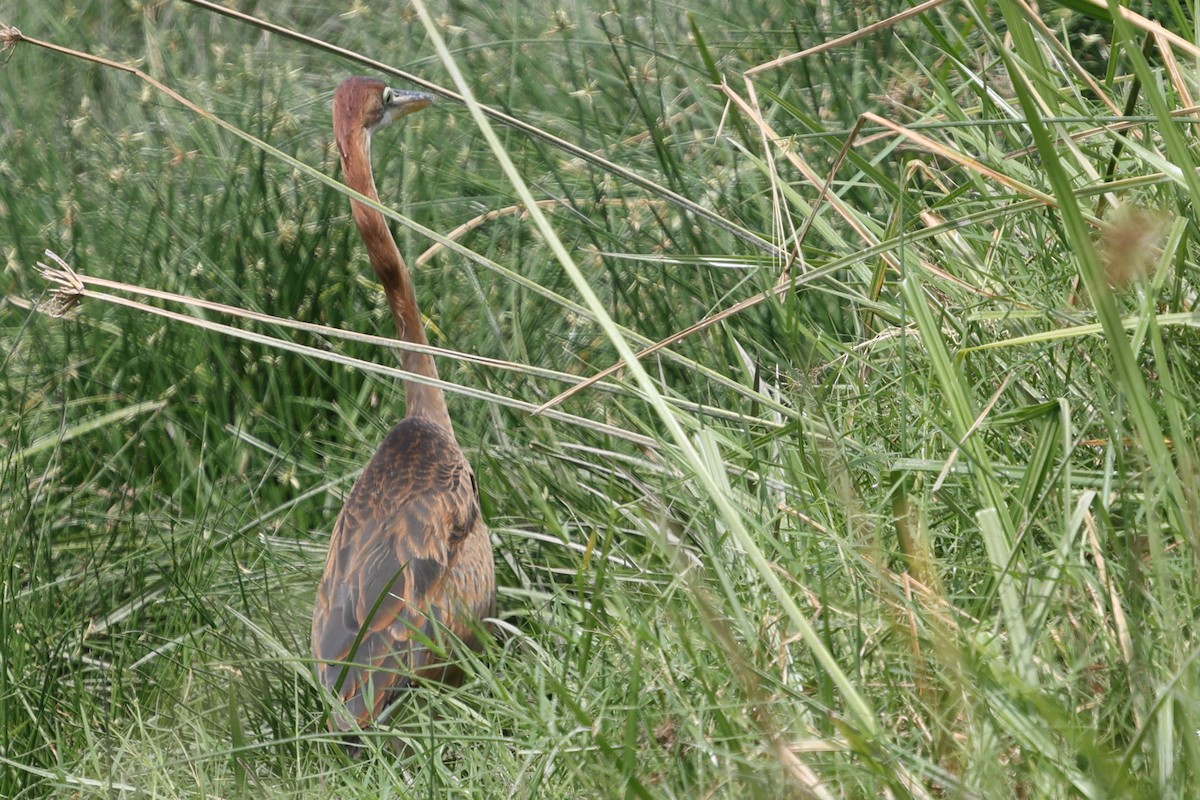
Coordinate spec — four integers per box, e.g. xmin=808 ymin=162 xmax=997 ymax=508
xmin=4 ymin=0 xmax=1200 ymax=796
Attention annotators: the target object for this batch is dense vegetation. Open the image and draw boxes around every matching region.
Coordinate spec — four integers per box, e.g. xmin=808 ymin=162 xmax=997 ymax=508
xmin=3 ymin=1 xmax=1200 ymax=796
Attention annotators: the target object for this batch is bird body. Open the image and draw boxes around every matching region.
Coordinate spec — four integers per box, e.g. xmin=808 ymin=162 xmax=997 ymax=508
xmin=311 ymin=77 xmax=495 ymax=732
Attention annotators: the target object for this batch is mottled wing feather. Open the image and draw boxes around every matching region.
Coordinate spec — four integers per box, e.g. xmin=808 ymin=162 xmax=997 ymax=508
xmin=311 ymin=418 xmax=484 ymax=729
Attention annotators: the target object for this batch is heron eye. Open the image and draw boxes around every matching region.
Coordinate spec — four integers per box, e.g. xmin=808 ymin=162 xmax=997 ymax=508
xmin=382 ymin=87 xmax=394 ymax=104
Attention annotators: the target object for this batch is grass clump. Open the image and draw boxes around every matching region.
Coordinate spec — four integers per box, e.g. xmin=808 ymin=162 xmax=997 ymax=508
xmin=3 ymin=0 xmax=1200 ymax=797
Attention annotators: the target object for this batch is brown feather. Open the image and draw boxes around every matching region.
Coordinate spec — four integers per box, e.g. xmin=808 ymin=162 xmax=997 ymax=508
xmin=312 ymin=77 xmax=496 ymax=732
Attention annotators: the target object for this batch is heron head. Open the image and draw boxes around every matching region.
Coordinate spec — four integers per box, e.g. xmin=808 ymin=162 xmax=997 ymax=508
xmin=334 ymin=77 xmax=434 ymax=142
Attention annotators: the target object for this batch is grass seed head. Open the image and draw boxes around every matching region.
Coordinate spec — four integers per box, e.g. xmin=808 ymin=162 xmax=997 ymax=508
xmin=1100 ymin=206 xmax=1170 ymax=288
xmin=0 ymin=23 xmax=22 ymax=60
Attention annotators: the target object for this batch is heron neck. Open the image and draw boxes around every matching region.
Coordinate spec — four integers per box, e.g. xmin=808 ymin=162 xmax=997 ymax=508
xmin=338 ymin=128 xmax=454 ymax=434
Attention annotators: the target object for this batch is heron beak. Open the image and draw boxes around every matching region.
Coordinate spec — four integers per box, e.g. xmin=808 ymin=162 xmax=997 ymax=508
xmin=385 ymin=89 xmax=435 ymax=121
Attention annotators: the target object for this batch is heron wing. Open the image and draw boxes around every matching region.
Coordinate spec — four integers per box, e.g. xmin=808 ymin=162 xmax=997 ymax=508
xmin=311 ymin=419 xmax=481 ymax=729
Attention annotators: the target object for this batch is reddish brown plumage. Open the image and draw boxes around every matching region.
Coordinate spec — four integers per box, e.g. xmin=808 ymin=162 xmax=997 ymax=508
xmin=312 ymin=76 xmax=495 ymax=732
